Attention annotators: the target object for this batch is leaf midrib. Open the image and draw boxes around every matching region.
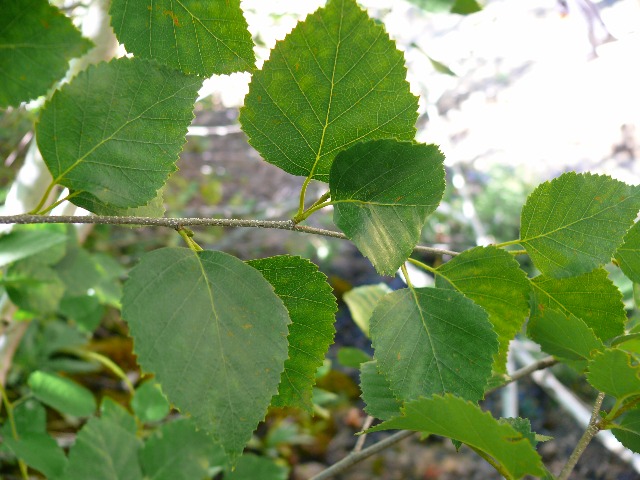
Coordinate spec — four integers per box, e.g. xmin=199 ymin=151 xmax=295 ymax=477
xmin=307 ymin=0 xmax=343 ymax=180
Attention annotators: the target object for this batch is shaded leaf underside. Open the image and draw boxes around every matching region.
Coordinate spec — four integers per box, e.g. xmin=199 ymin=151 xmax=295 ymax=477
xmin=122 ymin=248 xmax=290 ymax=460
xmin=368 ymin=394 xmax=545 ymax=479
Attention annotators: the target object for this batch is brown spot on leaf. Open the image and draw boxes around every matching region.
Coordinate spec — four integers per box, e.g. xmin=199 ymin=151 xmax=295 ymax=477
xmin=163 ymin=10 xmax=180 ymax=26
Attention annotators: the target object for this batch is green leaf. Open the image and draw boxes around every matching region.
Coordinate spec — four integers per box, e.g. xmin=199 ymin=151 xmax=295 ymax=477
xmin=36 ymin=57 xmax=201 ymax=209
xmin=530 ymin=268 xmax=625 ymax=341
xmin=368 ymin=394 xmax=545 ymax=479
xmin=0 ymin=225 xmax=67 ymax=268
xmin=92 ymin=252 xmax=126 ymax=307
xmin=5 ymin=260 xmax=65 ymax=314
xmin=3 ymin=434 xmax=68 ymax=479
xmin=101 ymin=397 xmax=137 ymax=432
xmin=239 ymin=0 xmax=418 ymax=181
xmin=360 ymin=360 xmax=401 ymax=421
xmin=23 ymin=224 xmax=70 ymax=266
xmin=343 ymin=283 xmax=391 ymax=338
xmin=132 ymin=380 xmax=170 ymax=423
xmin=500 ymin=417 xmax=546 ymax=447
xmin=110 ymin=0 xmax=254 ymax=76
xmin=331 ymin=140 xmax=445 ymax=275
xmin=122 ymin=248 xmax=290 ymax=460
xmin=0 ymin=0 xmax=92 ymax=108
xmin=247 ymin=255 xmax=336 ymax=412
xmin=435 ymin=246 xmax=531 ymax=374
xmin=64 ymin=400 xmax=143 ymax=480
xmin=370 ymin=287 xmax=497 ymax=403
xmin=59 ymin=295 xmax=104 ymax=333
xmin=24 ymin=320 xmax=88 ymax=363
xmin=225 ymin=454 xmax=289 ymax=480
xmin=527 ymin=308 xmax=604 ymax=363
xmin=10 ymin=399 xmax=47 ymax=434
xmin=519 ymin=173 xmax=640 ymax=278
xmin=139 ymin=418 xmax=225 ymax=480
xmin=616 ymin=221 xmax=640 ymax=283
xmin=0 ymin=400 xmax=67 ymax=479
xmin=611 ymin=408 xmax=640 ymax=453
xmin=587 ymin=349 xmax=640 ymax=401
xmin=28 ymin=371 xmax=96 ymax=417
xmin=56 ymin=247 xmax=103 ymax=297
xmin=337 ymin=347 xmax=371 ymax=368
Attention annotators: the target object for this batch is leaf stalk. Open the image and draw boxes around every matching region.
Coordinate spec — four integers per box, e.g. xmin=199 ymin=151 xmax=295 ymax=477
xmin=557 ymin=392 xmax=606 ymax=480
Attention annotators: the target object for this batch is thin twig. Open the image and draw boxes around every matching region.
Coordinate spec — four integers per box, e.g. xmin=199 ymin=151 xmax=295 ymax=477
xmin=310 ymin=430 xmax=415 ymax=480
xmin=310 ymin=355 xmax=557 ymax=480
xmin=557 ymin=392 xmax=606 ymax=480
xmin=504 ymin=356 xmax=557 ymax=386
xmin=0 ymin=215 xmax=459 ymax=257
xmin=353 ymin=416 xmax=375 ymax=453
